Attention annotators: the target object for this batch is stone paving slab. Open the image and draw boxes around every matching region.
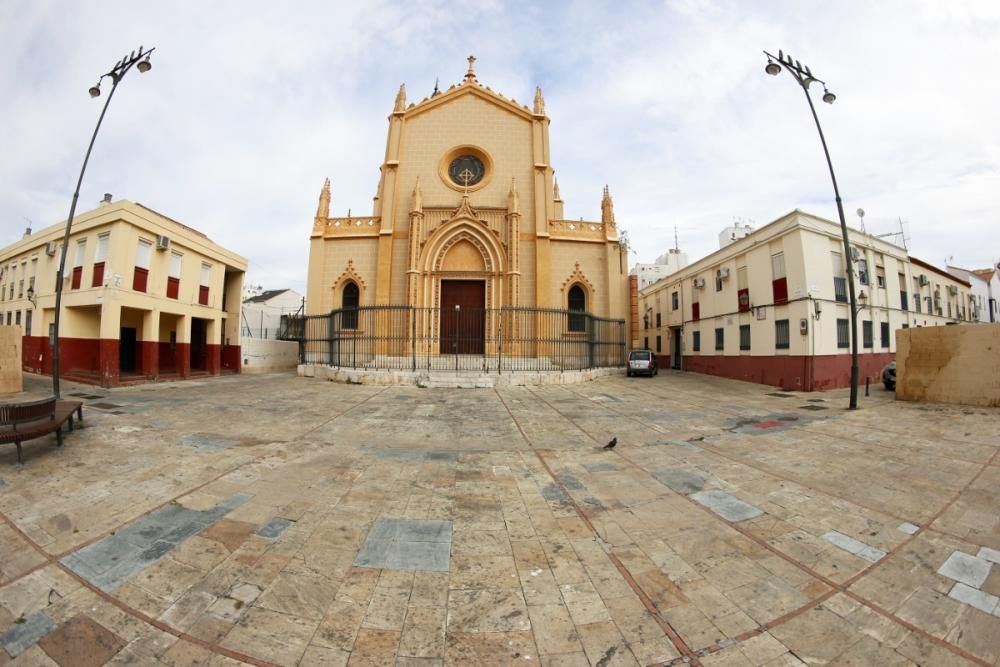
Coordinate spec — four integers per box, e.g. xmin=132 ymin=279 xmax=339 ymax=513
xmin=1 ymin=370 xmax=999 ymax=665
xmin=690 ymin=489 xmax=764 ymax=522
xmin=938 ymin=550 xmax=993 ymax=589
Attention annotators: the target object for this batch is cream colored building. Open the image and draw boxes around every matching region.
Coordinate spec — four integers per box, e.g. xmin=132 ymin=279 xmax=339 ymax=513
xmin=639 ymin=210 xmax=973 ymax=390
xmin=0 ymin=198 xmax=246 ymax=387
xmin=305 ymin=57 xmax=631 ymax=365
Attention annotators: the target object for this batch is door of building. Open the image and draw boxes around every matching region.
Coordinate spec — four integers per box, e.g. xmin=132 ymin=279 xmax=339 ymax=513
xmin=440 ymin=280 xmax=485 ymax=354
xmin=120 ymin=327 xmax=137 ymax=373
xmin=671 ymin=327 xmax=682 ymax=370
xmin=191 ymin=318 xmax=207 ymax=370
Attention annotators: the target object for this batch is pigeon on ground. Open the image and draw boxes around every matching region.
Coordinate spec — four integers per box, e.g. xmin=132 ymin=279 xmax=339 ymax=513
xmin=603 ymin=437 xmax=617 ymax=450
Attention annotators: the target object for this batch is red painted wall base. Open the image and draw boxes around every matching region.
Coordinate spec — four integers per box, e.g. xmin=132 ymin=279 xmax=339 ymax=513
xmin=682 ymin=352 xmax=894 ymax=391
xmin=20 ymin=336 xmax=224 ymax=388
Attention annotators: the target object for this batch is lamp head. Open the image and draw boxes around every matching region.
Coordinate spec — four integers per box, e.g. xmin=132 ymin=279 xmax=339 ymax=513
xmin=822 ymin=88 xmax=836 ymax=104
xmin=89 ymin=83 xmax=101 ymax=98
xmin=765 ymin=60 xmax=781 ymax=76
xmin=137 ymin=55 xmax=151 ymax=73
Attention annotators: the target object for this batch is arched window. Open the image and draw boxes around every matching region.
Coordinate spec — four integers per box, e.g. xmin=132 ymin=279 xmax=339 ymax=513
xmin=342 ymin=281 xmax=360 ymax=329
xmin=567 ymin=284 xmax=586 ymax=332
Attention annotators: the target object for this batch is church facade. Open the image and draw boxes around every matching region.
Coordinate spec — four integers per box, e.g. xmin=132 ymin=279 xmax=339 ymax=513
xmin=305 ymin=58 xmax=633 ymax=366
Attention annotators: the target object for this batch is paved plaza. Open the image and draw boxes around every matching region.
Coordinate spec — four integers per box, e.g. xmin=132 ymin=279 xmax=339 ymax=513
xmin=1 ymin=370 xmax=999 ymax=666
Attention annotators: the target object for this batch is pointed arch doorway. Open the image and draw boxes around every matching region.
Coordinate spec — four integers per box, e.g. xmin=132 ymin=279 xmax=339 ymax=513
xmin=440 ymin=279 xmax=485 ymax=354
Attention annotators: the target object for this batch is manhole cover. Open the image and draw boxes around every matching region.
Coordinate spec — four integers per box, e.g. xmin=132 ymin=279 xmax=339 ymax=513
xmin=83 ymin=394 xmax=106 ymax=400
xmin=68 ymin=392 xmax=90 ymax=397
xmin=90 ymin=402 xmax=123 ymax=410
xmin=766 ymin=393 xmax=796 ymax=398
xmin=807 ymin=398 xmax=825 ymax=403
xmin=799 ymin=405 xmax=827 ymax=411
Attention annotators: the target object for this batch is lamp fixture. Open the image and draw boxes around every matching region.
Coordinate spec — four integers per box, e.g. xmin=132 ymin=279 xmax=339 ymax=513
xmin=89 ymin=83 xmax=101 ymax=98
xmin=765 ymin=59 xmax=781 ymax=76
xmin=26 ymin=285 xmax=36 ymax=307
xmin=822 ymin=88 xmax=836 ymax=104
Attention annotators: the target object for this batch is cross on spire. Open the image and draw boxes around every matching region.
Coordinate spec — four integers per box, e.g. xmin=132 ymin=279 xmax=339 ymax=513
xmin=465 ymin=55 xmax=477 ymax=81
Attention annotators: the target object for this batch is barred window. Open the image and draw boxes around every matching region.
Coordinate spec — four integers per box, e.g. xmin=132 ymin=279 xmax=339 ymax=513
xmin=739 ymin=324 xmax=750 ymax=351
xmin=715 ymin=327 xmax=724 ymax=351
xmin=775 ymin=319 xmax=790 ymax=349
xmin=692 ymin=331 xmax=701 ymax=352
xmin=837 ymin=318 xmax=849 ymax=348
xmin=863 ymin=321 xmax=873 ymax=348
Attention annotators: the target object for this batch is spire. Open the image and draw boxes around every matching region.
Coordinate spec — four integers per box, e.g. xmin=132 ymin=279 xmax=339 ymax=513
xmin=432 ymin=77 xmax=441 ymax=97
xmin=553 ymin=177 xmax=561 ymax=201
xmin=411 ymin=177 xmax=423 ymax=213
xmin=464 ymin=55 xmax=477 ymax=82
xmin=394 ymin=84 xmax=406 ymax=112
xmin=601 ymin=185 xmax=615 ymax=225
xmin=674 ymin=225 xmax=679 ymax=252
xmin=533 ymin=86 xmax=545 ymax=115
xmin=316 ymin=178 xmax=331 ymax=219
xmin=508 ymin=178 xmax=520 ymax=215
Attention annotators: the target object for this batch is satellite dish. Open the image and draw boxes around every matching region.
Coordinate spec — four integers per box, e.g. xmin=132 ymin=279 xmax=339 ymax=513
xmin=856 ymin=208 xmax=865 ymax=218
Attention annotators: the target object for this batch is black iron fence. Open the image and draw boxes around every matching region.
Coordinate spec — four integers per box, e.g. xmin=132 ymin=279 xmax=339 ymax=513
xmin=281 ymin=305 xmax=626 ymax=372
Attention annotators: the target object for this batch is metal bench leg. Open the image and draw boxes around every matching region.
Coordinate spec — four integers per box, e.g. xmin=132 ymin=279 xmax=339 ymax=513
xmin=15 ymin=441 xmax=23 ymax=465
xmin=56 ymin=427 xmax=64 ymax=448
xmin=77 ymin=405 xmax=83 ymax=421
xmin=68 ymin=415 xmax=74 ymax=431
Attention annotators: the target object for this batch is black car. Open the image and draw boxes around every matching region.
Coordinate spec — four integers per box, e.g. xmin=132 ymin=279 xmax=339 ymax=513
xmin=882 ymin=361 xmax=896 ymax=390
xmin=627 ymin=349 xmax=658 ymax=377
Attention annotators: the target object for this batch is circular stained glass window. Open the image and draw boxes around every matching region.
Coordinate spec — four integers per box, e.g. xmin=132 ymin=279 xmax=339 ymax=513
xmin=448 ymin=155 xmax=485 ymax=187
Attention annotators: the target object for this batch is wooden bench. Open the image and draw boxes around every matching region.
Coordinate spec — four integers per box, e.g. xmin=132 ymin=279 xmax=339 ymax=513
xmin=0 ymin=397 xmax=84 ymax=465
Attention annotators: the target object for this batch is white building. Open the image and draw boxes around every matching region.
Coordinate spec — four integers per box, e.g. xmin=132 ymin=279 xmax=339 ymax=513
xmin=718 ymin=222 xmax=754 ymax=248
xmin=639 ymin=210 xmax=974 ymax=391
xmin=973 ymin=267 xmax=1000 ymax=323
xmin=241 ymin=288 xmax=303 ymax=338
xmin=946 ymin=266 xmax=991 ymax=322
xmin=631 ymin=248 xmax=689 ymax=289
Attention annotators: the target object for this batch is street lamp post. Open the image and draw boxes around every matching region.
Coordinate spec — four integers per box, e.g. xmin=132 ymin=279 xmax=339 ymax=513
xmin=763 ymin=50 xmax=859 ymax=410
xmin=51 ymin=46 xmax=154 ymax=398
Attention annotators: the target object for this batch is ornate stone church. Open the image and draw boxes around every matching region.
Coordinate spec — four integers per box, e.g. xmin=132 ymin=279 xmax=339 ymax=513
xmin=305 ymin=57 xmax=633 ymax=363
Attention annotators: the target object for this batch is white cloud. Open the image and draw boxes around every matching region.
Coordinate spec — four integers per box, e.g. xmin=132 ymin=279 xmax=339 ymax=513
xmin=2 ymin=0 xmax=998 ymax=294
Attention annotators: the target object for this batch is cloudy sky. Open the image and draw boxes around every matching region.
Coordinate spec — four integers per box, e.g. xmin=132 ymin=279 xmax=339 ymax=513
xmin=3 ymin=0 xmax=998 ymax=294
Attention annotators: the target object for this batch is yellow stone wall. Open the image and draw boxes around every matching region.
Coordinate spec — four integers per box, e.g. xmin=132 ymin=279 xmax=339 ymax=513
xmin=0 ymin=326 xmax=21 ymax=393
xmin=897 ymin=324 xmax=1000 ymax=407
xmin=306 ymin=69 xmax=631 ymax=336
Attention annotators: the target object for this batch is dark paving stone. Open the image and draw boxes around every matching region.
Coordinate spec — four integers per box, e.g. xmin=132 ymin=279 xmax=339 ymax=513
xmin=582 ymin=462 xmax=620 ymax=473
xmin=37 ymin=613 xmax=127 ymax=667
xmin=257 ymin=517 xmax=292 ymax=540
xmin=653 ymin=469 xmax=706 ymax=495
xmin=68 ymin=392 xmax=90 ymax=398
xmin=355 ymin=518 xmax=453 ymax=572
xmin=766 ymin=392 xmax=796 ymax=398
xmin=557 ymin=473 xmax=585 ymax=491
xmin=160 ymin=519 xmax=207 ymax=544
xmin=799 ymin=405 xmax=828 ymax=411
xmin=540 ymin=483 xmax=569 ymax=502
xmin=82 ymin=394 xmax=105 ymax=400
xmin=691 ymin=490 xmax=764 ymax=522
xmin=0 ymin=611 xmax=55 ymax=657
xmin=425 ymin=450 xmax=458 ymax=462
xmin=66 ymin=535 xmax=136 ymax=574
xmin=88 ymin=402 xmax=122 ymax=410
xmin=181 ymin=434 xmax=240 ymax=452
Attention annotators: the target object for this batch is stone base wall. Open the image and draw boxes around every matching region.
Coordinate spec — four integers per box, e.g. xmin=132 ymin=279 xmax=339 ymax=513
xmin=297 ymin=364 xmax=623 ymax=388
xmin=242 ymin=339 xmax=299 ymax=374
xmin=897 ymin=324 xmax=1000 ymax=407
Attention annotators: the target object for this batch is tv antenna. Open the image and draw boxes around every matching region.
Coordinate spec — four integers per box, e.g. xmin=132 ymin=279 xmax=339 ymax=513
xmin=874 ymin=216 xmax=910 ymax=250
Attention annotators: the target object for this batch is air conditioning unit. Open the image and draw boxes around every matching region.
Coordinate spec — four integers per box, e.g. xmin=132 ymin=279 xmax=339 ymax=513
xmin=45 ymin=241 xmax=57 ymax=256
xmin=948 ymin=285 xmax=958 ymax=295
xmin=693 ymin=277 xmax=706 ymax=289
xmin=155 ymin=235 xmax=170 ymax=250
xmin=919 ymin=274 xmax=929 ymax=286
xmin=849 ymin=247 xmax=861 ymax=261
xmin=716 ymin=267 xmax=730 ymax=280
